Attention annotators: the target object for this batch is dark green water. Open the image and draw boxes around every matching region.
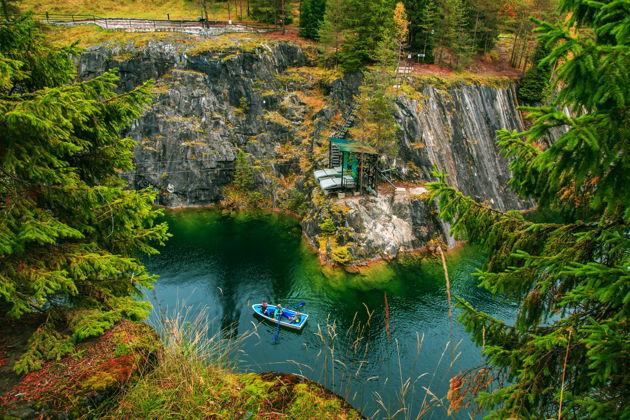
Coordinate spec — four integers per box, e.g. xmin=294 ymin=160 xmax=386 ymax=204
xmin=143 ymin=209 xmax=516 ymax=419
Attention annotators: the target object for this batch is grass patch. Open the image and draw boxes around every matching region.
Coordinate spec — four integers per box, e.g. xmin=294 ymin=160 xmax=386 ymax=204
xmin=42 ymin=23 xmax=190 ymax=47
xmin=410 ymin=72 xmax=513 ymax=90
xmin=186 ymin=33 xmax=265 ymax=55
xmin=22 ymin=0 xmax=228 ymax=20
xmin=96 ymin=305 xmax=362 ymax=419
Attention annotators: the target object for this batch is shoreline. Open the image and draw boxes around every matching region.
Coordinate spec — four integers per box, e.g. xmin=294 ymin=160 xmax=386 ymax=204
xmin=157 ymin=203 xmax=470 ymax=270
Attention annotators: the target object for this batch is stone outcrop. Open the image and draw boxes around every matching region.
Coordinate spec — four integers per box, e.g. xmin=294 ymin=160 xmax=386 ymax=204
xmin=77 ymin=37 xmax=531 ymax=264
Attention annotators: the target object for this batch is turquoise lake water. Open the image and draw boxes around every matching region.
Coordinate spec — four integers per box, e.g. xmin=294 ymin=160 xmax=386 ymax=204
xmin=143 ymin=209 xmax=517 ymax=419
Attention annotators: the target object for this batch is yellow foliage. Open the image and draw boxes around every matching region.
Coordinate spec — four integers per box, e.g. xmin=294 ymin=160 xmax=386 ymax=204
xmin=331 ymin=245 xmax=353 ymax=265
xmin=264 ymin=111 xmax=293 ymax=128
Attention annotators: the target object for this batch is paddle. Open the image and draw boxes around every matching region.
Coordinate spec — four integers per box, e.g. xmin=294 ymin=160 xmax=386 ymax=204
xmin=273 ymin=320 xmax=281 ymax=343
xmin=273 ymin=302 xmax=305 ymax=343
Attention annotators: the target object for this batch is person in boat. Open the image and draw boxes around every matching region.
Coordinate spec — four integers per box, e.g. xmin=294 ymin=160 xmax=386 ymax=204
xmin=274 ymin=304 xmax=284 ymax=320
xmin=289 ymin=313 xmax=301 ymax=324
xmin=261 ymin=301 xmax=269 ymax=316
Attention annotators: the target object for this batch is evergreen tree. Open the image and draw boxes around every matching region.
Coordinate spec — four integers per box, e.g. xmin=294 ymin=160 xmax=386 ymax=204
xmin=464 ymin=0 xmax=501 ymax=54
xmin=249 ymin=0 xmax=293 ymax=25
xmin=337 ymin=0 xmax=394 ymax=72
xmin=428 ymin=0 xmax=629 ymax=417
xmin=0 ymin=17 xmax=169 ymax=373
xmin=416 ymin=0 xmax=438 ymax=61
xmin=404 ymin=0 xmax=442 ymax=62
xmin=349 ymin=3 xmax=405 ymax=157
xmin=233 ymin=150 xmax=254 ymax=191
xmin=349 ymin=71 xmax=399 ymax=156
xmin=299 ymin=0 xmax=326 ymax=41
xmin=317 ymin=0 xmax=346 ymax=66
xmin=375 ymin=9 xmax=400 ymax=71
xmin=0 ymin=13 xmax=77 ymax=93
xmin=0 ymin=0 xmax=19 ymax=20
xmin=517 ymin=41 xmax=552 ymax=102
xmin=434 ymin=0 xmax=474 ymax=68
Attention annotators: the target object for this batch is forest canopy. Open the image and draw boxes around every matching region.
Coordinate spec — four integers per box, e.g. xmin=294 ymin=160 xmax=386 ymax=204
xmin=302 ymin=0 xmax=560 ymax=71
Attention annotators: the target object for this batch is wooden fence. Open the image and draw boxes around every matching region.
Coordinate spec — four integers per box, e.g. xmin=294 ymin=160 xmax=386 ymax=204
xmin=28 ymin=13 xmax=300 ymax=37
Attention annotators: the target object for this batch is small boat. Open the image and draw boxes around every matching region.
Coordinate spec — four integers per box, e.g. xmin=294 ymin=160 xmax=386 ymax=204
xmin=252 ymin=304 xmax=308 ymax=330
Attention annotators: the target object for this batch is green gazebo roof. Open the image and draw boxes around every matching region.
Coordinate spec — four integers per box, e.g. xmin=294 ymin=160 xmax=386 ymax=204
xmin=329 ymin=137 xmax=378 ymax=155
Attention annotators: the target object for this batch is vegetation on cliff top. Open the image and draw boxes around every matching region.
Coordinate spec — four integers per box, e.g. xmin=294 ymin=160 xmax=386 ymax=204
xmin=428 ymin=0 xmax=629 ymax=416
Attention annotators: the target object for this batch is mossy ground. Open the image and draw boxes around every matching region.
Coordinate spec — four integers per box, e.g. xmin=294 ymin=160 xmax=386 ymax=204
xmin=43 ymin=23 xmax=189 ymax=48
xmin=0 ymin=320 xmax=160 ymax=417
xmin=103 ymin=368 xmax=363 ymax=419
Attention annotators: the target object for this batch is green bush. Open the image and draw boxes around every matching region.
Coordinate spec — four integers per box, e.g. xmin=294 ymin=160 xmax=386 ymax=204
xmin=319 ymin=218 xmax=336 ymax=235
xmin=331 ymin=246 xmax=353 ymax=264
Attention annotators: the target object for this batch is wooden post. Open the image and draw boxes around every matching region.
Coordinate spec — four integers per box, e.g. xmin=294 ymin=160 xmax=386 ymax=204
xmin=340 ymin=152 xmax=345 ymax=188
xmin=328 ymin=140 xmax=332 ymax=167
xmin=359 ymin=153 xmax=365 ymax=194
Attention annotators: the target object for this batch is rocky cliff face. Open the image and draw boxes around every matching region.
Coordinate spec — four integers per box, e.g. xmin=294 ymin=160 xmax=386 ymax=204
xmin=77 ymin=37 xmax=530 ymax=264
xmin=395 ymin=81 xmax=528 ymax=211
xmin=79 ymin=39 xmax=311 ymax=207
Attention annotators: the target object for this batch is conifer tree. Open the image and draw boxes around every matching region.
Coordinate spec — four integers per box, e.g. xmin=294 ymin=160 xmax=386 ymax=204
xmin=375 ymin=3 xmax=406 ymax=71
xmin=517 ymin=41 xmax=552 ymax=103
xmin=434 ymin=0 xmax=473 ymax=68
xmin=0 ymin=17 xmax=169 ymax=373
xmin=349 ymin=70 xmax=399 ymax=157
xmin=233 ymin=150 xmax=254 ymax=191
xmin=350 ymin=2 xmax=404 ymax=156
xmin=299 ymin=0 xmax=326 ymax=40
xmin=317 ymin=0 xmax=345 ymax=66
xmin=428 ymin=0 xmax=629 ymax=416
xmin=416 ymin=0 xmax=438 ymax=61
xmin=249 ymin=0 xmax=293 ymax=25
xmin=0 ymin=0 xmax=19 ymax=20
xmin=337 ymin=0 xmax=394 ymax=72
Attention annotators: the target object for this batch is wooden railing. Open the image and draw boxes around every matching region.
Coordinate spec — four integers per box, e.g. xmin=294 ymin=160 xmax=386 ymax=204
xmin=23 ymin=13 xmax=300 ymax=36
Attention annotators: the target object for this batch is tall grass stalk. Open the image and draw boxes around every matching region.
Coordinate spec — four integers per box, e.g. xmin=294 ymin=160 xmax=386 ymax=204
xmin=311 ymin=304 xmax=462 ymax=420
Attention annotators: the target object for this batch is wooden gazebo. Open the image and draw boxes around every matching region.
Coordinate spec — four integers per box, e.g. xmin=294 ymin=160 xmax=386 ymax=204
xmin=314 ymin=138 xmax=378 ymax=195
